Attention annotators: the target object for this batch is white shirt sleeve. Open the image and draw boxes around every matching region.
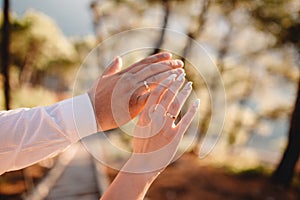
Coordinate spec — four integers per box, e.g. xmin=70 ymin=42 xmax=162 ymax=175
xmin=0 ymin=93 xmax=97 ymax=175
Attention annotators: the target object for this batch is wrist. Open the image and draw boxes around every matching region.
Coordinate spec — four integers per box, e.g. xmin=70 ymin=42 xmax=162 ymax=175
xmin=121 ymin=155 xmax=163 ymax=177
xmin=117 ymin=158 xmax=161 ymax=193
xmin=70 ymin=94 xmax=98 ymax=138
xmin=102 ymin=159 xmax=161 ymax=200
xmin=87 ymin=91 xmax=103 ymax=131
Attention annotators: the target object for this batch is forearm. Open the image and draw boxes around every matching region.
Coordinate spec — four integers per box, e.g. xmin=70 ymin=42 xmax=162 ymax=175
xmin=100 ymin=158 xmax=160 ymax=200
xmin=0 ymin=94 xmax=97 ymax=175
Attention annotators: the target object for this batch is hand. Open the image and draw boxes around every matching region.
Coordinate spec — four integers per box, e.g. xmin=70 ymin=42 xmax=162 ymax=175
xmin=100 ymin=74 xmax=199 ymax=200
xmin=123 ymin=73 xmax=200 ymax=173
xmin=87 ymin=52 xmax=184 ymax=131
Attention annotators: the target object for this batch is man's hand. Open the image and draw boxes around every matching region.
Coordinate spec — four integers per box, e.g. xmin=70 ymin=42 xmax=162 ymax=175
xmin=88 ymin=52 xmax=184 ymax=131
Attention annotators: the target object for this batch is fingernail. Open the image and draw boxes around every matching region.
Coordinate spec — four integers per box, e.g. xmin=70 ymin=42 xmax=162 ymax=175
xmin=194 ymin=99 xmax=200 ymax=107
xmin=115 ymin=56 xmax=121 ymax=63
xmin=186 ymin=81 xmax=193 ymax=88
xmin=177 ymin=72 xmax=186 ymax=81
xmin=162 ymin=52 xmax=172 ymax=58
xmin=175 ymin=68 xmax=184 ymax=74
xmin=175 ymin=59 xmax=183 ymax=66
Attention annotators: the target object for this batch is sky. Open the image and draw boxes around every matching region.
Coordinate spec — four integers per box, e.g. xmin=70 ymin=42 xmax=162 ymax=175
xmin=10 ymin=0 xmax=94 ymax=36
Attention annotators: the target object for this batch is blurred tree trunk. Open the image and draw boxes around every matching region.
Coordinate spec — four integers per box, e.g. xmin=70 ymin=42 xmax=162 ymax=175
xmin=152 ymin=0 xmax=170 ymax=55
xmin=19 ymin=39 xmax=41 ymax=85
xmin=271 ymin=21 xmax=300 ymax=186
xmin=1 ymin=0 xmax=11 ymax=109
xmin=90 ymin=0 xmax=103 ymax=42
xmin=271 ymin=79 xmax=300 ymax=186
xmin=182 ymin=0 xmax=210 ymax=62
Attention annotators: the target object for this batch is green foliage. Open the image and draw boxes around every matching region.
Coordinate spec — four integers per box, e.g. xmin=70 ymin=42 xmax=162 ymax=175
xmin=235 ymin=166 xmax=268 ymax=178
xmin=0 ymin=86 xmax=57 ymax=109
xmin=1 ymin=10 xmax=80 ymax=86
xmin=226 ymin=164 xmax=271 ymax=179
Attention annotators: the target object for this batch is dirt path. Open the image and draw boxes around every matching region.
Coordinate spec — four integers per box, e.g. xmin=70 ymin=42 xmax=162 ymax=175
xmin=107 ymin=154 xmax=300 ymax=200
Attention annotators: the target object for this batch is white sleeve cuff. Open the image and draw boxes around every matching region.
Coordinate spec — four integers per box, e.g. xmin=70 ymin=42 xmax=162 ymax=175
xmin=57 ymin=93 xmax=98 ymax=142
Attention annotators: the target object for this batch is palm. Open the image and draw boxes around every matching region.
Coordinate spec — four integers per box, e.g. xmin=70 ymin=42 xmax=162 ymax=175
xmin=130 ymin=73 xmax=199 ymax=173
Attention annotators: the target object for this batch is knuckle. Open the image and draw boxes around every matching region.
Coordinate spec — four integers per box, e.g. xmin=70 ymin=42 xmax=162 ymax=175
xmin=152 ymin=88 xmax=161 ymax=96
xmin=164 ymin=60 xmax=176 ymax=67
xmin=166 ymin=89 xmax=175 ymax=97
xmin=172 ymin=98 xmax=180 ymax=108
xmin=125 ymin=72 xmax=135 ymax=81
xmin=152 ymin=86 xmax=164 ymax=96
xmin=148 ymin=56 xmax=157 ymax=63
xmin=143 ymin=55 xmax=156 ymax=64
xmin=170 ymin=102 xmax=179 ymax=111
xmin=122 ymin=75 xmax=137 ymax=88
xmin=149 ymin=75 xmax=158 ymax=83
xmin=149 ymin=65 xmax=158 ymax=73
xmin=181 ymin=88 xmax=190 ymax=95
xmin=168 ymin=87 xmax=177 ymax=96
xmin=161 ymin=97 xmax=171 ymax=105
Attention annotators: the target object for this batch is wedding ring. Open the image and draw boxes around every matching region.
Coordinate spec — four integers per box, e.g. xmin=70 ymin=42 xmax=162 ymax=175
xmin=166 ymin=112 xmax=176 ymax=120
xmin=143 ymin=81 xmax=150 ymax=92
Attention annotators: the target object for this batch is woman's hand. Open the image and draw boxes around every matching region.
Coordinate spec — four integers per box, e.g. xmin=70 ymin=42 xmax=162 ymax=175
xmin=100 ymin=73 xmax=199 ymax=200
xmin=88 ymin=52 xmax=184 ymax=131
xmin=124 ymin=72 xmax=200 ymax=173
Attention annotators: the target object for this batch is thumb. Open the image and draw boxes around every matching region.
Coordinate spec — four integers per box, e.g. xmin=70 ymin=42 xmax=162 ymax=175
xmin=102 ymin=56 xmax=122 ymax=76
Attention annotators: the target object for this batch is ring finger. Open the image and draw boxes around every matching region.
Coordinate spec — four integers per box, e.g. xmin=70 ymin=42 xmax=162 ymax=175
xmin=165 ymin=82 xmax=193 ymax=126
xmin=159 ymin=72 xmax=186 ymax=113
xmin=134 ymin=68 xmax=184 ymax=99
xmin=133 ymin=60 xmax=184 ymax=83
xmin=144 ymin=68 xmax=184 ymax=90
xmin=142 ymin=74 xmax=177 ymax=121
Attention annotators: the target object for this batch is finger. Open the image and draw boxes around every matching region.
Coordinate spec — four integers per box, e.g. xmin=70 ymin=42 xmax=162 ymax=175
xmin=175 ymin=99 xmax=200 ymax=137
xmin=129 ymin=52 xmax=172 ymax=72
xmin=131 ymin=70 xmax=183 ymax=114
xmin=133 ymin=59 xmax=184 ymax=82
xmin=136 ymin=92 xmax=150 ymax=107
xmin=145 ymin=68 xmax=184 ymax=89
xmin=120 ymin=52 xmax=172 ymax=74
xmin=159 ymin=72 xmax=186 ymax=112
xmin=143 ymin=74 xmax=177 ymax=113
xmin=132 ymin=68 xmax=184 ymax=102
xmin=131 ymin=81 xmax=151 ymax=101
xmin=165 ymin=82 xmax=193 ymax=126
xmin=102 ymin=57 xmax=122 ymax=76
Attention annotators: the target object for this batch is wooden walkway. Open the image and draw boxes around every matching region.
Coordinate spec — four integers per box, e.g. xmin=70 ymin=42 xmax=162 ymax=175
xmin=25 ymin=141 xmax=109 ymax=200
xmin=46 ymin=143 xmax=100 ymax=200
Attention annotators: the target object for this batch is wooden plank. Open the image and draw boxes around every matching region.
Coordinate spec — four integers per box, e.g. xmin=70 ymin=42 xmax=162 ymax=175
xmin=46 ymin=143 xmax=100 ymax=200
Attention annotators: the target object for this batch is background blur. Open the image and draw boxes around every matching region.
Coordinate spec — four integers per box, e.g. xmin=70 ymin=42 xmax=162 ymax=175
xmin=0 ymin=0 xmax=300 ymax=199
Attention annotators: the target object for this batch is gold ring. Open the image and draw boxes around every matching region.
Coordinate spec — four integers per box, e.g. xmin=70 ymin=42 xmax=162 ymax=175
xmin=143 ymin=81 xmax=150 ymax=92
xmin=166 ymin=112 xmax=176 ymax=120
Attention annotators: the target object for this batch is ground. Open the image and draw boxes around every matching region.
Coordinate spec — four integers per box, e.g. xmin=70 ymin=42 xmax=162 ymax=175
xmin=0 ymin=164 xmax=49 ymax=200
xmin=106 ymin=153 xmax=300 ymax=200
xmin=1 ymin=153 xmax=299 ymax=200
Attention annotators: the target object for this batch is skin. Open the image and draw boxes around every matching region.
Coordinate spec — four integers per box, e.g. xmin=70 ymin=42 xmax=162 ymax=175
xmin=88 ymin=52 xmax=185 ymax=131
xmin=100 ymin=73 xmax=200 ymax=200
